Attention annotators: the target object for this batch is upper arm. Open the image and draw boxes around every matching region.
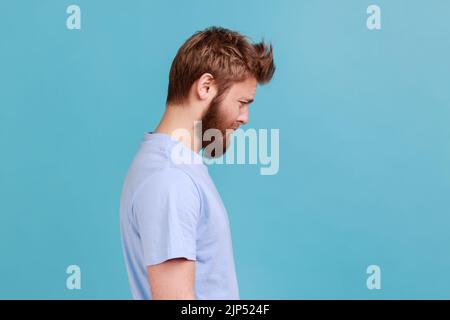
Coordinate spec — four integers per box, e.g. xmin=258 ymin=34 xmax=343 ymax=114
xmin=147 ymin=258 xmax=196 ymax=300
xmin=133 ymin=167 xmax=201 ymax=266
xmin=132 ymin=168 xmax=201 ymax=299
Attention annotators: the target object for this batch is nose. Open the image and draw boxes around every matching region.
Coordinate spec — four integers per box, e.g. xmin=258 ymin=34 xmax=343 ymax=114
xmin=236 ymin=106 xmax=249 ymax=126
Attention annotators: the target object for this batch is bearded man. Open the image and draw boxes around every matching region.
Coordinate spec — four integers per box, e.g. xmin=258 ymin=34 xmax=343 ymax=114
xmin=120 ymin=26 xmax=275 ymax=300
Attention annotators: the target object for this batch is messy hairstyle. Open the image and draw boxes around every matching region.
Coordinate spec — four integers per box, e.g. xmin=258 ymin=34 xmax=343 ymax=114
xmin=166 ymin=26 xmax=275 ymax=106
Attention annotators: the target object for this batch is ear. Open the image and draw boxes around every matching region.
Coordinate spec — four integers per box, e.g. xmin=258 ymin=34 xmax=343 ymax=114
xmin=196 ymin=73 xmax=217 ymax=101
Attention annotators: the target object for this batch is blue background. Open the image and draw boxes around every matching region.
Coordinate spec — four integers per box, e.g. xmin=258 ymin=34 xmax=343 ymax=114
xmin=1 ymin=0 xmax=449 ymax=299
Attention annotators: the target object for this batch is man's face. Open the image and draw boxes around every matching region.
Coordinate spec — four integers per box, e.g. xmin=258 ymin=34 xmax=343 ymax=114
xmin=201 ymin=77 xmax=257 ymax=157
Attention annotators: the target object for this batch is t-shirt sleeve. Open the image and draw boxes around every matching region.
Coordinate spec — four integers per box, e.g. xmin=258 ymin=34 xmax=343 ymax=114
xmin=132 ymin=167 xmax=201 ymax=266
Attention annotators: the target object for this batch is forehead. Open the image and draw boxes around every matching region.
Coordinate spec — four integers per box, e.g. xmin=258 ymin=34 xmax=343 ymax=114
xmin=228 ymin=77 xmax=257 ymax=99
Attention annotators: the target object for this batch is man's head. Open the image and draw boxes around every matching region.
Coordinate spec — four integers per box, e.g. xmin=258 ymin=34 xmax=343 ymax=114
xmin=166 ymin=26 xmax=275 ymax=157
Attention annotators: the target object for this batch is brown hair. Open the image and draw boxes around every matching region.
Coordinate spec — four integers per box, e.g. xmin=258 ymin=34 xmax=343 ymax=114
xmin=166 ymin=26 xmax=275 ymax=106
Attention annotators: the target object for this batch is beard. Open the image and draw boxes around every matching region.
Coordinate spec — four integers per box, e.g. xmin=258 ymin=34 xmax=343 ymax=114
xmin=200 ymin=98 xmax=235 ymax=159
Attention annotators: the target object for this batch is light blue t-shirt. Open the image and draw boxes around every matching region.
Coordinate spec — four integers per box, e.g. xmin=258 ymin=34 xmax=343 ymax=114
xmin=120 ymin=132 xmax=239 ymax=300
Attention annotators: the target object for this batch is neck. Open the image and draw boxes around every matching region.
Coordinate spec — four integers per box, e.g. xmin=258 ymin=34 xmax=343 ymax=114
xmin=154 ymin=104 xmax=204 ymax=153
